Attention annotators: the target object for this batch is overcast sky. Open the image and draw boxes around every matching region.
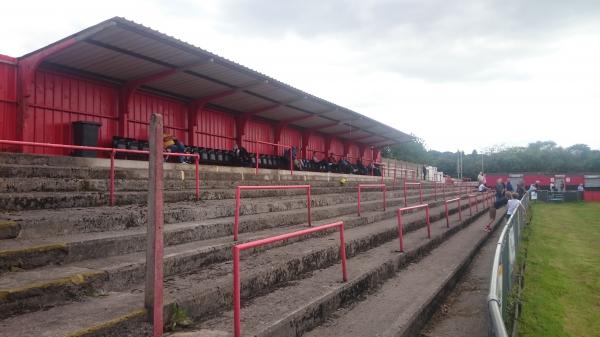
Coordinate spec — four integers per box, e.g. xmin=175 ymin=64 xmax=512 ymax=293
xmin=1 ymin=0 xmax=599 ymax=152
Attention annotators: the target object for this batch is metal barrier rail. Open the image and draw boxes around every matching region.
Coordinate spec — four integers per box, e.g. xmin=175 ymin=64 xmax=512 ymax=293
xmin=357 ymin=183 xmax=387 ymax=216
xmin=234 ymin=184 xmax=312 ymax=240
xmin=404 ymin=181 xmax=423 ymax=206
xmin=251 ymin=140 xmax=293 ymax=175
xmin=467 ymin=194 xmax=479 ymax=215
xmin=232 ymin=221 xmax=348 ymax=337
xmin=0 ymin=139 xmax=201 ymax=205
xmin=396 ymin=203 xmax=430 ymax=252
xmin=487 ymin=193 xmax=529 ymax=337
xmin=444 ymin=197 xmax=462 ymax=227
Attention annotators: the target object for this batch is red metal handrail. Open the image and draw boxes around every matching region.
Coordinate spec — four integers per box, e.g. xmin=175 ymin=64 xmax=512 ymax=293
xmin=234 ymin=185 xmax=312 ymax=240
xmin=404 ymin=181 xmax=423 ymax=206
xmin=467 ymin=194 xmax=479 ymax=215
xmin=357 ymin=183 xmax=387 ymax=216
xmin=396 ymin=203 xmax=430 ymax=252
xmin=0 ymin=139 xmax=201 ymax=206
xmin=232 ymin=221 xmax=348 ymax=337
xmin=444 ymin=197 xmax=462 ymax=228
xmin=250 ymin=140 xmax=293 ymax=176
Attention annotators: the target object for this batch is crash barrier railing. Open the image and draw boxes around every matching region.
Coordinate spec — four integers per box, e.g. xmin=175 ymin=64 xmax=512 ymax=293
xmin=357 ymin=184 xmax=387 ymax=216
xmin=234 ymin=185 xmax=312 ymax=241
xmin=488 ymin=192 xmax=530 ymax=337
xmin=0 ymin=139 xmax=201 ymax=205
xmin=251 ymin=140 xmax=293 ymax=175
xmin=404 ymin=181 xmax=423 ymax=206
xmin=444 ymin=197 xmax=462 ymax=227
xmin=467 ymin=194 xmax=479 ymax=215
xmin=432 ymin=181 xmax=448 ymax=200
xmin=396 ymin=204 xmax=430 ymax=252
xmin=232 ymin=221 xmax=348 ymax=337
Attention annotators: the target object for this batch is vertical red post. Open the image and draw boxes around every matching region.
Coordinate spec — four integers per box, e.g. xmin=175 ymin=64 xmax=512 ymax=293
xmin=458 ymin=198 xmax=462 ymax=221
xmin=383 ymin=185 xmax=387 ymax=211
xmin=307 ymin=186 xmax=312 ymax=226
xmin=393 ymin=167 xmax=397 ymax=188
xmin=339 ymin=223 xmax=348 ymax=282
xmin=403 ymin=181 xmax=408 ymax=207
xmin=397 ymin=209 xmax=404 ymax=252
xmin=145 ymin=113 xmax=164 ymax=337
xmin=380 ymin=166 xmax=384 ymax=184
xmin=434 ymin=182 xmax=438 ymax=200
xmin=234 ymin=187 xmax=241 ymax=241
xmin=357 ymin=186 xmax=362 ymax=216
xmin=419 ymin=183 xmax=423 ymax=203
xmin=426 ymin=205 xmax=431 ymax=238
xmin=195 ymin=155 xmax=200 ymax=201
xmin=109 ymin=149 xmax=116 ymax=206
xmin=233 ymin=246 xmax=241 ymax=337
xmin=445 ymin=201 xmax=450 ymax=228
xmin=469 ymin=195 xmax=473 ymax=216
xmin=289 ymin=146 xmax=293 ymax=175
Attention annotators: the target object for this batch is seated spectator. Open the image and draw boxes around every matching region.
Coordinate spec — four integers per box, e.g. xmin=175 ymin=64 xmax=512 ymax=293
xmin=326 ymin=152 xmax=337 ymax=172
xmin=284 ymin=146 xmax=303 ymax=170
xmin=354 ymin=159 xmax=367 ymax=175
xmin=312 ymin=153 xmax=326 ymax=171
xmin=233 ymin=143 xmax=249 ymax=164
xmin=478 ymin=183 xmax=487 ymax=192
xmin=338 ymin=157 xmax=352 ymax=174
xmin=163 ymin=133 xmax=187 ymax=163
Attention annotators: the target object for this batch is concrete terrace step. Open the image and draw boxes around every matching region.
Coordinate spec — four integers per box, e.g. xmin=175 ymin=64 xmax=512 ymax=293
xmin=0 ymin=198 xmax=481 ymax=319
xmin=0 ymin=182 xmax=413 ymax=211
xmin=0 ymin=199 xmax=491 ymax=336
xmin=0 ymin=192 xmax=428 ymax=271
xmin=1 ymin=189 xmax=404 ymax=239
xmin=192 ymin=207 xmax=503 ymax=337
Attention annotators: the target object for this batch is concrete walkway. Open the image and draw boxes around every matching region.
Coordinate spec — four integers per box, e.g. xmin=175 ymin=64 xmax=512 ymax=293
xmin=420 ymin=222 xmax=503 ymax=337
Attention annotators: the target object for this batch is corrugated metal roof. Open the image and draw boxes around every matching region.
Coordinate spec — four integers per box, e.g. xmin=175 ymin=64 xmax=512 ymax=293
xmin=20 ymin=17 xmax=413 ymax=145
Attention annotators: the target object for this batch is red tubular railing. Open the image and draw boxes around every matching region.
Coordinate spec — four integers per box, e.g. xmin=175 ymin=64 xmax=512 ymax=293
xmin=234 ymin=185 xmax=312 ymax=241
xmin=252 ymin=140 xmax=293 ymax=176
xmin=357 ymin=183 xmax=387 ymax=216
xmin=0 ymin=139 xmax=201 ymax=205
xmin=444 ymin=197 xmax=462 ymax=228
xmin=404 ymin=181 xmax=423 ymax=207
xmin=467 ymin=194 xmax=479 ymax=215
xmin=396 ymin=203 xmax=430 ymax=252
xmin=232 ymin=221 xmax=348 ymax=337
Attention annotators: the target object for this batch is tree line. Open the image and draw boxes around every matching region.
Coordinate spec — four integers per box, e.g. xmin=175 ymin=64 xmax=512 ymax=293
xmin=383 ymin=138 xmax=600 ymax=180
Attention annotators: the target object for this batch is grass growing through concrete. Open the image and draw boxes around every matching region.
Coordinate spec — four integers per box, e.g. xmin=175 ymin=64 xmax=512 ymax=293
xmin=519 ymin=202 xmax=600 ymax=337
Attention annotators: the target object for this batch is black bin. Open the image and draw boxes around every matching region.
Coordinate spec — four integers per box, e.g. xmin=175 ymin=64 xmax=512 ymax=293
xmin=72 ymin=121 xmax=102 ymax=157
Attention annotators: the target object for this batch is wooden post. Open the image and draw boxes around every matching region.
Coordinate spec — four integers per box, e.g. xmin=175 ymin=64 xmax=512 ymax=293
xmin=145 ymin=113 xmax=164 ymax=337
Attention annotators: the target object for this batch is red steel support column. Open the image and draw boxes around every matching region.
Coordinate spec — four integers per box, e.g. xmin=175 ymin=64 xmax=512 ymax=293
xmin=425 ymin=206 xmax=431 ymax=238
xmin=195 ymin=155 xmax=200 ymax=201
xmin=397 ymin=209 xmax=404 ymax=252
xmin=109 ymin=149 xmax=116 ymax=206
xmin=403 ymin=181 xmax=408 ymax=207
xmin=233 ymin=246 xmax=241 ymax=337
xmin=145 ymin=113 xmax=164 ymax=337
xmin=445 ymin=201 xmax=450 ymax=228
xmin=307 ymin=186 xmax=312 ymax=226
xmin=339 ymin=224 xmax=348 ymax=282
xmin=358 ymin=186 xmax=362 ymax=216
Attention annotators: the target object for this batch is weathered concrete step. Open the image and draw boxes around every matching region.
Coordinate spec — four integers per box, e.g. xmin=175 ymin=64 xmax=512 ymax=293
xmin=0 ymin=192 xmax=417 ymax=271
xmin=2 ymin=188 xmax=405 ymax=239
xmin=0 ymin=198 xmax=482 ymax=319
xmin=0 ymin=182 xmax=416 ymax=211
xmin=0 ymin=175 xmax=400 ymax=193
xmin=192 ymin=208 xmax=503 ymax=337
xmin=0 ymin=201 xmax=490 ymax=337
xmin=302 ymin=213 xmax=502 ymax=337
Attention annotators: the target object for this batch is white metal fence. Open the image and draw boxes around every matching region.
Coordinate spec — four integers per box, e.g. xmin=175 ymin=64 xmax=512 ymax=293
xmin=487 ymin=192 xmax=530 ymax=337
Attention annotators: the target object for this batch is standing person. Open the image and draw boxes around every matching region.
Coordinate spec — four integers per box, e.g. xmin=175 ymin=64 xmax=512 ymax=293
xmin=506 ymin=192 xmax=522 ymax=221
xmin=516 ymin=183 xmax=525 ymax=199
xmin=549 ymin=182 xmax=555 ymax=192
xmin=163 ymin=133 xmax=187 ymax=163
xmin=577 ymin=183 xmax=585 ymax=192
xmin=422 ymin=165 xmax=427 ymax=181
xmin=506 ymin=178 xmax=514 ymax=192
xmin=495 ymin=178 xmax=505 ymax=202
xmin=477 ymin=172 xmax=484 ymax=185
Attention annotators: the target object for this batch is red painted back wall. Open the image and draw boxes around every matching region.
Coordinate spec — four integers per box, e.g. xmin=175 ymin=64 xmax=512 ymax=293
xmin=128 ymin=91 xmax=187 ymax=143
xmin=195 ymin=107 xmax=235 ymax=150
xmin=0 ymin=56 xmax=17 ymax=150
xmin=30 ymin=69 xmax=118 ymax=155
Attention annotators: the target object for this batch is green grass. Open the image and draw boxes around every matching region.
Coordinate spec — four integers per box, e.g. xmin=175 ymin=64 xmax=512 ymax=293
xmin=519 ymin=202 xmax=600 ymax=337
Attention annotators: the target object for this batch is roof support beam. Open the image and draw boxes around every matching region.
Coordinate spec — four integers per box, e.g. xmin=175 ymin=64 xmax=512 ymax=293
xmin=242 ymin=96 xmax=307 ymax=118
xmin=312 ymin=121 xmax=340 ymax=131
xmin=17 ymin=37 xmax=78 ymax=144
